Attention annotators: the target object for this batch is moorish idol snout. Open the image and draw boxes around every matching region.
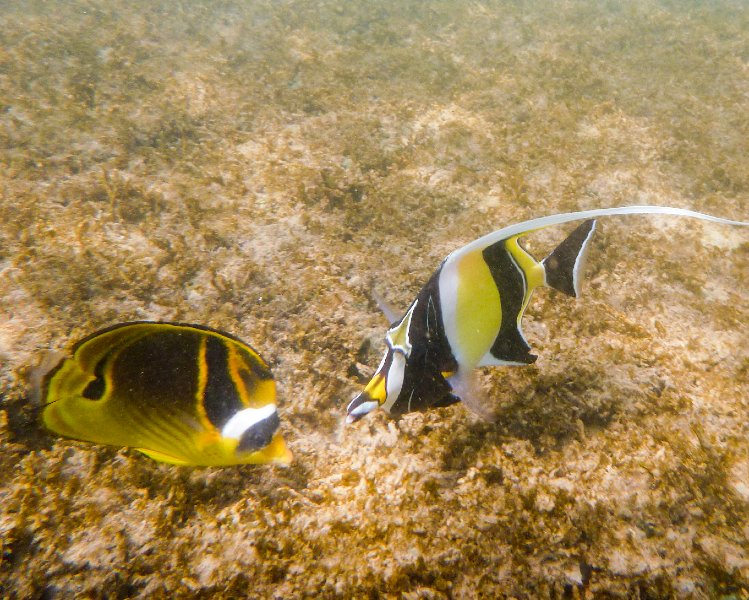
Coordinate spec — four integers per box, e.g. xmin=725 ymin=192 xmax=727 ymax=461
xmin=40 ymin=322 xmax=292 ymax=466
xmin=346 ymin=206 xmax=749 ymax=423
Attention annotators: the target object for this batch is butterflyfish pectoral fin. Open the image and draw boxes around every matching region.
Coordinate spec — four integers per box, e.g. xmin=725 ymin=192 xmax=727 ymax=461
xmin=542 ymin=219 xmax=597 ymax=297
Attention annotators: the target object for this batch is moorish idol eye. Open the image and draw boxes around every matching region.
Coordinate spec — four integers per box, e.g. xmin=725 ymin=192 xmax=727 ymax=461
xmin=40 ymin=322 xmax=292 ymax=467
xmin=347 ymin=205 xmax=749 ymax=422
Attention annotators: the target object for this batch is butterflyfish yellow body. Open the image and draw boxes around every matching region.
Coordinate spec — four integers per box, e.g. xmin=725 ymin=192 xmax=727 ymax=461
xmin=347 ymin=205 xmax=749 ymax=422
xmin=41 ymin=322 xmax=292 ymax=467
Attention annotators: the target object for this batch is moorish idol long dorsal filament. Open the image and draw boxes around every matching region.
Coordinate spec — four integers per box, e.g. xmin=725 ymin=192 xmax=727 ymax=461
xmin=41 ymin=322 xmax=293 ymax=466
xmin=346 ymin=206 xmax=749 ymax=423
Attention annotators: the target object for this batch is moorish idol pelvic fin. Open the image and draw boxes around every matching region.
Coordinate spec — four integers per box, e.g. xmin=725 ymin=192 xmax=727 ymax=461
xmin=346 ymin=205 xmax=749 ymax=423
xmin=40 ymin=322 xmax=293 ymax=467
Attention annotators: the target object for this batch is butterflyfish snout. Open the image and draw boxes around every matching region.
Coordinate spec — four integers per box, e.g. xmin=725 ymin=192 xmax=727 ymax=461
xmin=347 ymin=205 xmax=749 ymax=422
xmin=41 ymin=321 xmax=292 ymax=467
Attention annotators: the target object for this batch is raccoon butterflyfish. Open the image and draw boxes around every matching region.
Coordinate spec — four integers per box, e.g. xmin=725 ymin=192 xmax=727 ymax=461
xmin=40 ymin=322 xmax=292 ymax=466
xmin=346 ymin=205 xmax=749 ymax=423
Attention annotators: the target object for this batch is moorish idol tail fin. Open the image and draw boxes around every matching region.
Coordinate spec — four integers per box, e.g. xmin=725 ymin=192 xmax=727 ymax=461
xmin=541 ymin=219 xmax=597 ymax=298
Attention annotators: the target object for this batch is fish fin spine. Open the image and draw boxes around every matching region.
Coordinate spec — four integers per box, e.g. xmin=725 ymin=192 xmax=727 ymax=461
xmin=541 ymin=219 xmax=597 ymax=298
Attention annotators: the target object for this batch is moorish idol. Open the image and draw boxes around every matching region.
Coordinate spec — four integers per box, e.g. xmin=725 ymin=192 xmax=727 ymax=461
xmin=346 ymin=205 xmax=749 ymax=423
xmin=40 ymin=322 xmax=292 ymax=466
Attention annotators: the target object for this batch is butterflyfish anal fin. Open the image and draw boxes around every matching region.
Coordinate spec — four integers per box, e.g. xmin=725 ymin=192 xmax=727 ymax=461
xmin=542 ymin=219 xmax=597 ymax=298
xmin=136 ymin=447 xmax=192 ymax=466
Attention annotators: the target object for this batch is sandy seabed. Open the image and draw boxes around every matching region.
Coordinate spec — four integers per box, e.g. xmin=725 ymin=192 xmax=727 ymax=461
xmin=1 ymin=1 xmax=748 ymax=598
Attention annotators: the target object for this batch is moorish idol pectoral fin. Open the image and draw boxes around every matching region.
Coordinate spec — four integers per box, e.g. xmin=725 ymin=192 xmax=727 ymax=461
xmin=447 ymin=370 xmax=494 ymax=420
xmin=542 ymin=219 xmax=597 ymax=298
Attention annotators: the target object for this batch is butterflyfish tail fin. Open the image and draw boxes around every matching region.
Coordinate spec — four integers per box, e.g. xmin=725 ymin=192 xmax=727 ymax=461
xmin=542 ymin=219 xmax=597 ymax=298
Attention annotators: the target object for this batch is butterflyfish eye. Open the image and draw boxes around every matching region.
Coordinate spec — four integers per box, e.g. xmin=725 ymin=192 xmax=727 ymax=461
xmin=237 ymin=411 xmax=280 ymax=452
xmin=40 ymin=321 xmax=292 ymax=467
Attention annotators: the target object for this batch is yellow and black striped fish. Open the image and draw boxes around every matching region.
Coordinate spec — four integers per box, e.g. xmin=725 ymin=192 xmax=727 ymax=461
xmin=41 ymin=322 xmax=292 ymax=466
xmin=346 ymin=205 xmax=749 ymax=422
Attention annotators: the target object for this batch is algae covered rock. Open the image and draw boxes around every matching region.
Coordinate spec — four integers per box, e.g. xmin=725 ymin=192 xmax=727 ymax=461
xmin=1 ymin=0 xmax=748 ymax=598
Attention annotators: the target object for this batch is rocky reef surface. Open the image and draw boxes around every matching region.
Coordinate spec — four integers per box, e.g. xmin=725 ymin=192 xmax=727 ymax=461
xmin=1 ymin=1 xmax=748 ymax=597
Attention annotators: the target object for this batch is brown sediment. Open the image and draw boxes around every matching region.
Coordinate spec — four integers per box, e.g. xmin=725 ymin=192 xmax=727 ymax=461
xmin=1 ymin=0 xmax=748 ymax=597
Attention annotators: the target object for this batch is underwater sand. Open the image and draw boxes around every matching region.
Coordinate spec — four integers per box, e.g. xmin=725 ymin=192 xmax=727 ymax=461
xmin=1 ymin=0 xmax=748 ymax=597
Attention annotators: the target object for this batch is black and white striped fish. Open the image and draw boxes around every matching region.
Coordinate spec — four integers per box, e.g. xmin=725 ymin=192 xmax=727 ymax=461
xmin=346 ymin=205 xmax=749 ymax=423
